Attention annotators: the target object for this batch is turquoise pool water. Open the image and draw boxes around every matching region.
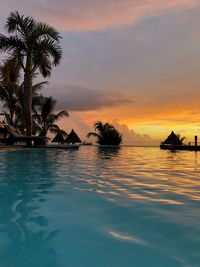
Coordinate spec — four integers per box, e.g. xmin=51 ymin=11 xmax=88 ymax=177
xmin=0 ymin=146 xmax=200 ymax=267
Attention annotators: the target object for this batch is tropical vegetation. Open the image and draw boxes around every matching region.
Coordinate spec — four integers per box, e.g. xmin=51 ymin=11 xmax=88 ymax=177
xmin=0 ymin=59 xmax=68 ymax=138
xmin=176 ymin=134 xmax=186 ymax=144
xmin=87 ymin=121 xmax=122 ymax=146
xmin=0 ymin=11 xmax=68 ymax=145
xmin=0 ymin=11 xmax=62 ymax=135
xmin=33 ymin=96 xmax=68 ymax=138
xmin=0 ymin=58 xmax=48 ymax=132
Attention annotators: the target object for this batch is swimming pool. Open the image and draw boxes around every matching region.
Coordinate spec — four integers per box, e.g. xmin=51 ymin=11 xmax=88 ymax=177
xmin=0 ymin=146 xmax=199 ymax=266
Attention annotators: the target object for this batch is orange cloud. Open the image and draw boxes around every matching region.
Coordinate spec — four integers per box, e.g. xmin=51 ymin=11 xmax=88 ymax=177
xmin=82 ymin=92 xmax=200 ymax=123
xmin=1 ymin=0 xmax=199 ymax=31
xmin=54 ymin=86 xmax=200 ymax=144
xmin=74 ymin=89 xmax=200 ymax=143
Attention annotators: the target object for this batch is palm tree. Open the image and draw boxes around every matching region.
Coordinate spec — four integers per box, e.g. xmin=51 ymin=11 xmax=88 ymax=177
xmin=0 ymin=11 xmax=62 ymax=135
xmin=0 ymin=58 xmax=21 ymax=124
xmin=0 ymin=58 xmax=48 ymax=132
xmin=177 ymin=134 xmax=186 ymax=144
xmin=87 ymin=121 xmax=122 ymax=146
xmin=33 ymin=96 xmax=68 ymax=140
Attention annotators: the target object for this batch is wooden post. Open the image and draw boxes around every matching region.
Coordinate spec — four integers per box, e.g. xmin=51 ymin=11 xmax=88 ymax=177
xmin=195 ymin=136 xmax=198 ymax=146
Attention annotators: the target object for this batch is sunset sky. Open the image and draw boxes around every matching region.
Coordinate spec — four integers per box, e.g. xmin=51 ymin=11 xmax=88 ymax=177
xmin=1 ymin=0 xmax=200 ymax=145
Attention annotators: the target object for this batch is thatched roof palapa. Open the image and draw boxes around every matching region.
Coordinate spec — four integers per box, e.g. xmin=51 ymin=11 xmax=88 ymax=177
xmin=65 ymin=129 xmax=81 ymax=144
xmin=162 ymin=131 xmax=182 ymax=145
xmin=52 ymin=133 xmax=66 ymax=143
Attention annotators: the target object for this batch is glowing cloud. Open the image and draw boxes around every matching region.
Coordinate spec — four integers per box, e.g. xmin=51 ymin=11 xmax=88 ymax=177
xmin=0 ymin=0 xmax=199 ymax=31
xmin=0 ymin=1 xmax=200 ymax=144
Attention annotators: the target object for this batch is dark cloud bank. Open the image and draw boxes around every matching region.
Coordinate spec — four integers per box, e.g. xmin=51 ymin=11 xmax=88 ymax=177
xmin=44 ymin=84 xmax=135 ymax=111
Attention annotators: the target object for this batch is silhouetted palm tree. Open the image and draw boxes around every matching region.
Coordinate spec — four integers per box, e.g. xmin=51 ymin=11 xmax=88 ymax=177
xmin=0 ymin=58 xmax=48 ymax=132
xmin=177 ymin=134 xmax=186 ymax=144
xmin=87 ymin=121 xmax=122 ymax=146
xmin=0 ymin=58 xmax=21 ymax=125
xmin=33 ymin=96 xmax=68 ymax=139
xmin=0 ymin=11 xmax=62 ymax=135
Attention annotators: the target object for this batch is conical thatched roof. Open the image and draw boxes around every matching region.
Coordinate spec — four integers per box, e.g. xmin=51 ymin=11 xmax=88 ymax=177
xmin=162 ymin=131 xmax=182 ymax=145
xmin=52 ymin=133 xmax=66 ymax=143
xmin=65 ymin=129 xmax=81 ymax=144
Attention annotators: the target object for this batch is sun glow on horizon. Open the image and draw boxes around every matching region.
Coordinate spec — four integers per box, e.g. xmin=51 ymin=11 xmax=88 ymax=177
xmin=1 ymin=1 xmax=200 ymax=145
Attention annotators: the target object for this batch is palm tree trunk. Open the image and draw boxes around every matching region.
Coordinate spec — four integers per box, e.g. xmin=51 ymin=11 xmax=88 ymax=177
xmin=23 ymin=55 xmax=33 ymax=136
xmin=10 ymin=110 xmax=14 ymax=125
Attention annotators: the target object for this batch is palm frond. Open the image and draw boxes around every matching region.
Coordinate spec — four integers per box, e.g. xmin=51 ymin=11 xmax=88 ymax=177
xmin=32 ymin=22 xmax=61 ymax=41
xmin=35 ymin=38 xmax=62 ymax=65
xmin=37 ymin=55 xmax=52 ymax=77
xmin=50 ymin=110 xmax=69 ymax=123
xmin=58 ymin=129 xmax=68 ymax=137
xmin=87 ymin=132 xmax=100 ymax=139
xmin=94 ymin=121 xmax=104 ymax=132
xmin=5 ymin=11 xmax=36 ymax=39
xmin=0 ymin=57 xmax=21 ymax=84
xmin=32 ymin=81 xmax=48 ymax=93
xmin=48 ymin=124 xmax=60 ymax=134
xmin=0 ymin=35 xmax=26 ymax=52
xmin=40 ymin=96 xmax=56 ymax=120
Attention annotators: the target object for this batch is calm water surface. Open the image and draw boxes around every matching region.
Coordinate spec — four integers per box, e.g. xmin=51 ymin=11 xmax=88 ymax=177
xmin=0 ymin=146 xmax=200 ymax=267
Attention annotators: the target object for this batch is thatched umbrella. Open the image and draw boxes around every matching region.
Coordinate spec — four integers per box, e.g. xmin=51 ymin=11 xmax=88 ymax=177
xmin=162 ymin=131 xmax=182 ymax=145
xmin=65 ymin=129 xmax=81 ymax=144
xmin=52 ymin=133 xmax=66 ymax=144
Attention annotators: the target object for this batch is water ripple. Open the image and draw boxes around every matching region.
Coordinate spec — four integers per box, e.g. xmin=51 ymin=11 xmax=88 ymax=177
xmin=0 ymin=146 xmax=199 ymax=266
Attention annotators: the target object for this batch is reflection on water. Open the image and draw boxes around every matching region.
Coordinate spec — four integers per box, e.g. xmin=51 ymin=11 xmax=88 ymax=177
xmin=0 ymin=147 xmax=199 ymax=266
xmin=79 ymin=147 xmax=200 ymax=205
xmin=97 ymin=146 xmax=121 ymax=159
xmin=0 ymin=149 xmax=59 ymax=266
